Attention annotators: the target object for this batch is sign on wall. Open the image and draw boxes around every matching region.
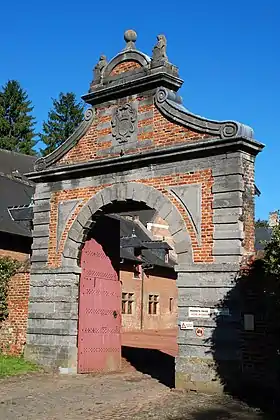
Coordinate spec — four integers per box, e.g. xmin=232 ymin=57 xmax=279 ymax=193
xmin=180 ymin=321 xmax=194 ymax=330
xmin=188 ymin=307 xmax=210 ymax=319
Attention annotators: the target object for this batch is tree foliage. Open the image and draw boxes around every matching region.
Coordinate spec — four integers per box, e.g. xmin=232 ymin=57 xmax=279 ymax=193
xmin=255 ymin=219 xmax=269 ymax=228
xmin=263 ymin=222 xmax=280 ymax=276
xmin=0 ymin=80 xmax=36 ymax=155
xmin=0 ymin=258 xmax=21 ymax=322
xmin=40 ymin=92 xmax=84 ymax=156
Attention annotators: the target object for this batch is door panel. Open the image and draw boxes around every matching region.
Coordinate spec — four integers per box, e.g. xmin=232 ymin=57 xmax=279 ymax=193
xmin=78 ymin=238 xmax=121 ymax=373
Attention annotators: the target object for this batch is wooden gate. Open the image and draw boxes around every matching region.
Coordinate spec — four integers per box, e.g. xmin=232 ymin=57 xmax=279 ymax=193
xmin=78 ymin=237 xmax=121 ymax=373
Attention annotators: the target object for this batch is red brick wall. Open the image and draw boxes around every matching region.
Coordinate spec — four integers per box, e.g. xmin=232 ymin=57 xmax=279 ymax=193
xmin=110 ymin=61 xmax=141 ymax=76
xmin=120 ymin=268 xmax=177 ymax=331
xmin=0 ymin=270 xmax=30 ymax=355
xmin=48 ymin=169 xmax=214 ymax=267
xmin=0 ymin=249 xmax=29 ymax=262
xmin=242 ymin=158 xmax=255 ymax=254
xmin=58 ymin=93 xmax=213 ymax=167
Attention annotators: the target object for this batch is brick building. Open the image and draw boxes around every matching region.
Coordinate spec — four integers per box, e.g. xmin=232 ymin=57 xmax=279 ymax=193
xmin=0 ymin=149 xmax=35 ymax=354
xmin=116 ymin=212 xmax=177 ymax=332
xmin=21 ymin=30 xmax=264 ymax=391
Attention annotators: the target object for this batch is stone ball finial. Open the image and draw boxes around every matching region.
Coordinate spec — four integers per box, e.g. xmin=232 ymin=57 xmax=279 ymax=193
xmin=124 ymin=29 xmax=137 ymax=50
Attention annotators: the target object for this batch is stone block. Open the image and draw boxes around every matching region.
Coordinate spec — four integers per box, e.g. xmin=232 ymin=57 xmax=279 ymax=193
xmin=33 ymin=200 xmax=51 ymax=213
xmin=213 ymin=207 xmax=242 ymax=224
xmin=88 ymin=193 xmax=103 ymax=215
xmin=213 ymin=228 xmax=244 ymax=240
xmin=213 ymin=240 xmax=243 ymax=255
xmin=176 ymin=271 xmax=237 ymax=288
xmin=76 ymin=205 xmax=92 ymax=227
xmin=178 ymin=286 xmax=233 ymax=308
xmin=158 ymin=201 xmax=173 ymax=220
xmin=32 ymin=237 xmax=49 ymax=250
xmin=212 ymin=174 xmax=244 ymax=193
xmin=100 ymin=187 xmax=113 ymax=206
xmin=165 ymin=207 xmax=185 ymax=235
xmin=116 ymin=183 xmax=127 ymax=201
xmin=32 ymin=225 xmax=49 ymax=238
xmin=33 ymin=212 xmax=50 ymax=225
xmin=30 ymin=273 xmax=79 ymax=287
xmin=213 ymin=192 xmax=243 ymax=209
xmin=177 ymin=251 xmax=192 ymax=264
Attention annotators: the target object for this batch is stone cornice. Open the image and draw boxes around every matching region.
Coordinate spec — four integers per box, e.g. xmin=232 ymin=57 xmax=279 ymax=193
xmin=26 ymin=136 xmax=264 ymax=182
xmin=155 ymin=87 xmax=254 ymax=140
xmin=82 ymin=71 xmax=183 ymax=106
xmin=34 ymin=108 xmax=95 ymax=172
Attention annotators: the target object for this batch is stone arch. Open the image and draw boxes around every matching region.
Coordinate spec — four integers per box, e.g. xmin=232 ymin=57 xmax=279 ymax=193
xmin=103 ymin=50 xmax=150 ymax=78
xmin=62 ymin=182 xmax=192 ymax=268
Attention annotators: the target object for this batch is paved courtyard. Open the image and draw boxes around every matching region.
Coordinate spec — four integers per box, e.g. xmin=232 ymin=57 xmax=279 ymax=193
xmin=0 ymin=371 xmax=275 ymax=420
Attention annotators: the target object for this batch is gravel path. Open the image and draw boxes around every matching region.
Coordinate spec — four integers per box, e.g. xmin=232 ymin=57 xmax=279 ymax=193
xmin=0 ymin=372 xmax=274 ymax=419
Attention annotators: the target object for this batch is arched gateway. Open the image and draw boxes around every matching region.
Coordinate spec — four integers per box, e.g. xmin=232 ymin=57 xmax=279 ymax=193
xmin=25 ymin=30 xmax=264 ymax=391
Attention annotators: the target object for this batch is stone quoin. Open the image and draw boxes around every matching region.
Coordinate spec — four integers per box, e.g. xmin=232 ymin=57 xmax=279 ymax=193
xmin=24 ymin=30 xmax=264 ymax=391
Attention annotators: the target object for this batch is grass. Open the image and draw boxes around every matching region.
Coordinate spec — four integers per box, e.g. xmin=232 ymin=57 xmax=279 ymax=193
xmin=0 ymin=354 xmax=39 ymax=378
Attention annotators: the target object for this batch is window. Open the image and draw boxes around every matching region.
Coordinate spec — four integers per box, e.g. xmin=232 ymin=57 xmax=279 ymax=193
xmin=148 ymin=294 xmax=159 ymax=315
xmin=122 ymin=292 xmax=134 ymax=314
xmin=165 ymin=252 xmax=169 ymax=263
xmin=169 ymin=297 xmax=173 ymax=313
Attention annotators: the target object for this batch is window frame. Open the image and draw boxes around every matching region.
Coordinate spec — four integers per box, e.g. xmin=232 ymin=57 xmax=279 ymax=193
xmin=148 ymin=294 xmax=159 ymax=315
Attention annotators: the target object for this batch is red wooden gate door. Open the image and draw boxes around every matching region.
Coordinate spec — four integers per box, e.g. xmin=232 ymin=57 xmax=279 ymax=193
xmin=78 ymin=237 xmax=121 ymax=373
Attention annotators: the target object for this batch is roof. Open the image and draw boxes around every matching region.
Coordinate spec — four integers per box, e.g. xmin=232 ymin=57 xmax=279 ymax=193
xmin=0 ymin=149 xmax=36 ymax=176
xmin=255 ymin=227 xmax=272 ymax=251
xmin=109 ymin=214 xmax=175 ymax=269
xmin=0 ymin=149 xmax=36 ymax=237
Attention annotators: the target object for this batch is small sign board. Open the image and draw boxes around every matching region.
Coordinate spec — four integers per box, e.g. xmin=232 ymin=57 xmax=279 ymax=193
xmin=244 ymin=314 xmax=254 ymax=331
xmin=188 ymin=307 xmax=210 ymax=319
xmin=213 ymin=308 xmax=230 ymax=317
xmin=180 ymin=321 xmax=194 ymax=330
xmin=195 ymin=327 xmax=204 ymax=338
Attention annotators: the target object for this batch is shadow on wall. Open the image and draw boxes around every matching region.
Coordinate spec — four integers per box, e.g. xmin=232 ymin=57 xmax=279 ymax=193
xmin=210 ymin=259 xmax=280 ymax=416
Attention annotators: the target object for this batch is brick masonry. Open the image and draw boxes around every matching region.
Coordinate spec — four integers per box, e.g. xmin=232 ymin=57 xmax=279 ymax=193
xmin=0 ymin=270 xmax=30 ymax=355
xmin=120 ymin=267 xmax=177 ymax=331
xmin=110 ymin=60 xmax=141 ymax=76
xmin=25 ymin=31 xmax=264 ymax=391
xmin=47 ymin=169 xmax=213 ymax=268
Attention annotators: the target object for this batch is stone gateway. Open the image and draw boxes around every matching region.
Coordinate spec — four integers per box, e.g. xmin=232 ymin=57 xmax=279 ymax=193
xmin=25 ymin=30 xmax=264 ymax=392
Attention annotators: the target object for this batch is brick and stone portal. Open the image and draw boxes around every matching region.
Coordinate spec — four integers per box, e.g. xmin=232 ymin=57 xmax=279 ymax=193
xmin=25 ymin=30 xmax=264 ymax=391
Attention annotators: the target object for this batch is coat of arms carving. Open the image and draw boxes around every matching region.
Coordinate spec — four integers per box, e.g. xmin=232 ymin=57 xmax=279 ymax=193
xmin=111 ymin=103 xmax=137 ymax=144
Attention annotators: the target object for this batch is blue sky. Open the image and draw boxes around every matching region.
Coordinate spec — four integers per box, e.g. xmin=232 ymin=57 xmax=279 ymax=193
xmin=0 ymin=0 xmax=279 ymax=220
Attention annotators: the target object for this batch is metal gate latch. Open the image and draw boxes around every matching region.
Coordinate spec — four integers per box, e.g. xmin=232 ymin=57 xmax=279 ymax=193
xmin=113 ymin=310 xmax=117 ymax=318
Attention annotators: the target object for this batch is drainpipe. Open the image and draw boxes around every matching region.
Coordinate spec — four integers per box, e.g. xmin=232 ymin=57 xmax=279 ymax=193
xmin=140 ymin=264 xmax=144 ymax=330
xmin=140 ymin=263 xmax=154 ymax=330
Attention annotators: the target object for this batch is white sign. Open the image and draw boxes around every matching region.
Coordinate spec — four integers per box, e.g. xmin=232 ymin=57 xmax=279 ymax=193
xmin=188 ymin=307 xmax=210 ymax=319
xmin=213 ymin=308 xmax=230 ymax=317
xmin=180 ymin=321 xmax=194 ymax=330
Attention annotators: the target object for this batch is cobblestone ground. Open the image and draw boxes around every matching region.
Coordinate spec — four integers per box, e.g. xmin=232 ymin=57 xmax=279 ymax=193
xmin=0 ymin=371 xmax=275 ymax=420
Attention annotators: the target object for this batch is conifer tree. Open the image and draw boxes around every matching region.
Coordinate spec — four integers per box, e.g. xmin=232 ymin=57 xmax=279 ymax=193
xmin=40 ymin=92 xmax=84 ymax=156
xmin=0 ymin=80 xmax=36 ymax=155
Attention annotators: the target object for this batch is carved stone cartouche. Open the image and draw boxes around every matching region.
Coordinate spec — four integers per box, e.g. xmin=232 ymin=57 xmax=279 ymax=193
xmin=111 ymin=103 xmax=137 ymax=144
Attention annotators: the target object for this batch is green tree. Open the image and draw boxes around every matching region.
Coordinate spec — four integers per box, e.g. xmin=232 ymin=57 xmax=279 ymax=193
xmin=255 ymin=219 xmax=269 ymax=228
xmin=0 ymin=80 xmax=36 ymax=155
xmin=40 ymin=92 xmax=84 ymax=156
